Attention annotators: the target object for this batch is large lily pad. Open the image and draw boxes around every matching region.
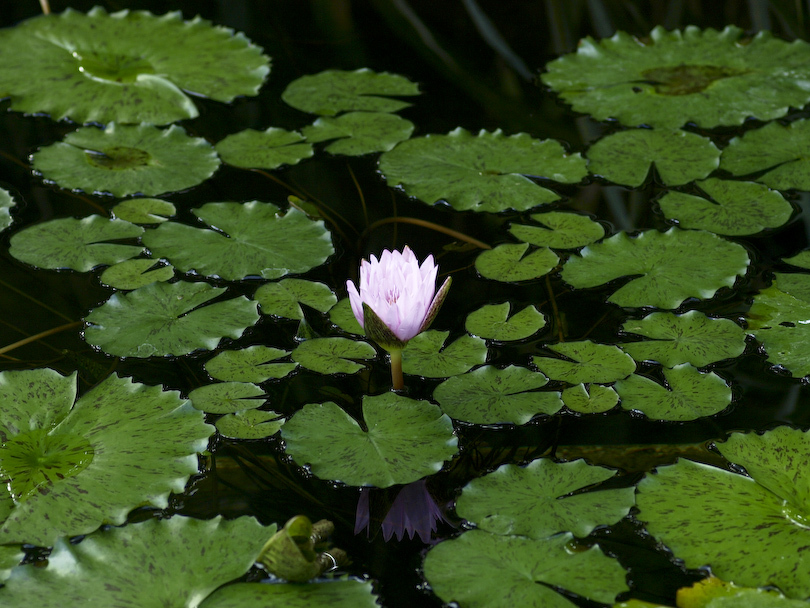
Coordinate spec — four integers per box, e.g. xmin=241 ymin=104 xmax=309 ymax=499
xmin=302 ymin=112 xmax=414 ymax=155
xmin=9 ymin=215 xmax=143 ymax=271
xmin=464 ymin=303 xmax=546 ymax=341
xmin=84 ymin=281 xmax=259 ymax=358
xmin=201 ymin=579 xmax=379 ymax=608
xmin=532 ymin=341 xmax=636 ymax=384
xmin=281 ymin=393 xmax=457 ymax=487
xmin=401 ymin=330 xmax=488 ymax=378
xmin=378 ymin=128 xmax=588 ymax=212
xmin=142 ymin=202 xmax=334 ymax=280
xmin=0 ymin=368 xmax=212 ymax=547
xmin=215 ymin=128 xmax=313 ymax=170
xmin=0 ymin=516 xmax=274 ymax=605
xmin=32 ymin=123 xmax=220 ymax=197
xmin=509 ymin=211 xmax=605 ymax=249
xmin=0 ymin=7 xmax=270 ymax=125
xmin=542 ymin=26 xmax=810 ymax=128
xmin=562 ymin=228 xmax=750 ymax=309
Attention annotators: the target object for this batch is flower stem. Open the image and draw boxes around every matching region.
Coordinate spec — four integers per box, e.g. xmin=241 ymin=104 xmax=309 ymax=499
xmin=389 ymin=348 xmax=404 ymax=391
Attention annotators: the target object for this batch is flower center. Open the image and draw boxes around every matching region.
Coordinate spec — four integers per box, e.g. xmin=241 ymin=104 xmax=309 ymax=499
xmin=385 ymin=288 xmax=400 ymax=305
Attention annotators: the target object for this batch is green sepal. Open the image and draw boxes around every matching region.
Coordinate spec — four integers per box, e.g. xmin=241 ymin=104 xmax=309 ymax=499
xmin=419 ymin=277 xmax=452 ymax=334
xmin=362 ymin=302 xmax=406 ymax=350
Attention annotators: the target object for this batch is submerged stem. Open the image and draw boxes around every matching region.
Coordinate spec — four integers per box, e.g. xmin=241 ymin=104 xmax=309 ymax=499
xmin=388 ymin=347 xmax=404 ymax=391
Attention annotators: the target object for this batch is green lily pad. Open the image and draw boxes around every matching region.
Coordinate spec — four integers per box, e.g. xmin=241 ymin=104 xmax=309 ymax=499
xmin=215 ymin=409 xmax=285 ymax=440
xmin=465 ymin=303 xmax=546 ymax=341
xmin=475 ymin=243 xmax=559 ymax=282
xmin=32 ymin=123 xmax=220 ymax=197
xmin=189 ymin=382 xmax=265 ymax=414
xmin=457 ymin=459 xmax=635 ymax=538
xmin=542 ymin=26 xmax=810 ymax=128
xmin=254 ymin=279 xmax=337 ymax=320
xmin=637 ymin=427 xmax=810 ymax=598
xmin=588 ymin=129 xmax=720 ymax=186
xmin=201 ymin=579 xmax=379 ymax=608
xmin=620 ymin=310 xmax=746 ymax=367
xmin=281 ymin=393 xmax=457 ymax=487
xmin=9 ymin=215 xmax=143 ymax=271
xmin=205 ymin=346 xmax=297 ymax=382
xmin=302 ymin=112 xmax=414 ymax=155
xmin=562 ymin=228 xmax=750 ymax=309
xmin=747 ymin=273 xmax=810 ymax=377
xmin=142 ymin=202 xmax=334 ymax=281
xmin=424 ymin=530 xmax=629 ymax=608
xmin=99 ymin=259 xmax=174 ymax=290
xmin=0 ymin=545 xmax=22 ymax=582
xmin=281 ymin=68 xmax=419 ymax=116
xmin=615 ymin=364 xmax=731 ymax=421
xmin=215 ymin=128 xmax=313 ymax=169
xmin=84 ymin=281 xmax=260 ymax=358
xmin=0 ymin=516 xmax=274 ymax=605
xmin=401 ymin=330 xmax=488 ymax=378
xmin=784 ymin=251 xmax=810 ymax=270
xmin=658 ymin=179 xmax=793 ymax=235
xmin=0 ymin=368 xmax=212 ymax=546
xmin=509 ymin=211 xmax=605 ymax=249
xmin=329 ymin=298 xmax=364 ymax=335
xmin=0 ymin=187 xmax=16 ymax=231
xmin=112 ymin=198 xmax=176 ymax=224
xmin=433 ymin=365 xmax=562 ymax=424
xmin=292 ymin=337 xmax=376 ymax=375
xmin=720 ymin=119 xmax=810 ymax=190
xmin=378 ymin=128 xmax=588 ymax=212
xmin=0 ymin=7 xmax=270 ymax=125
xmin=562 ymin=383 xmax=619 ymax=414
xmin=533 ymin=341 xmax=636 ymax=384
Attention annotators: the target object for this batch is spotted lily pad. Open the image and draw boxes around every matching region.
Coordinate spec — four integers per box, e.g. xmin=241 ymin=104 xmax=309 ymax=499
xmin=84 ymin=281 xmax=259 ymax=358
xmin=142 ymin=202 xmax=334 ymax=280
xmin=532 ymin=341 xmax=636 ymax=384
xmin=475 ymin=243 xmax=559 ymax=282
xmin=509 ymin=211 xmax=605 ymax=249
xmin=0 ymin=7 xmax=270 ymax=125
xmin=0 ymin=516 xmax=275 ymax=605
xmin=99 ymin=259 xmax=174 ymax=290
xmin=189 ymin=382 xmax=265 ymax=414
xmin=205 ymin=346 xmax=297 ymax=382
xmin=112 ymin=198 xmax=176 ymax=224
xmin=201 ymin=578 xmax=379 ymax=608
xmin=215 ymin=409 xmax=285 ymax=440
xmin=378 ymin=128 xmax=588 ymax=212
xmin=542 ymin=26 xmax=810 ymax=128
xmin=282 ymin=69 xmax=419 ymax=116
xmin=281 ymin=393 xmax=457 ymax=487
xmin=677 ymin=578 xmax=810 ymax=608
xmin=465 ymin=303 xmax=546 ymax=341
xmin=0 ymin=368 xmax=212 ymax=546
xmin=784 ymin=251 xmax=810 ymax=270
xmin=254 ymin=279 xmax=337 ymax=320
xmin=433 ymin=365 xmax=562 ymax=424
xmin=9 ymin=215 xmax=143 ymax=271
xmin=561 ymin=384 xmax=619 ymax=414
xmin=658 ymin=179 xmax=793 ymax=235
xmin=562 ymin=228 xmax=750 ymax=309
xmin=401 ymin=330 xmax=488 ymax=378
xmin=292 ymin=337 xmax=376 ymax=375
xmin=328 ymin=298 xmax=364 ymax=335
xmin=587 ymin=129 xmax=720 ymax=187
xmin=0 ymin=187 xmax=16 ymax=231
xmin=32 ymin=123 xmax=220 ymax=197
xmin=302 ymin=112 xmax=414 ymax=156
xmin=215 ymin=128 xmax=313 ymax=169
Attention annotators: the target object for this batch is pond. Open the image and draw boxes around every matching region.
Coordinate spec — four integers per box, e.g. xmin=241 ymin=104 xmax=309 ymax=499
xmin=1 ymin=1 xmax=810 ymax=607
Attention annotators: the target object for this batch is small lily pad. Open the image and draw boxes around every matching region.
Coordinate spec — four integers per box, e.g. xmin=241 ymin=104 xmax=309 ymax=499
xmin=401 ymin=330 xmax=488 ymax=378
xmin=216 ymin=409 xmax=285 ymax=440
xmin=281 ymin=393 xmax=457 ymax=487
xmin=292 ymin=337 xmax=377 ymax=375
xmin=658 ymin=179 xmax=793 ymax=235
xmin=205 ymin=346 xmax=297 ymax=382
xmin=329 ymin=298 xmax=364 ymax=335
xmin=254 ymin=279 xmax=337 ymax=320
xmin=189 ymin=382 xmax=265 ymax=414
xmin=0 ymin=187 xmax=16 ymax=231
xmin=533 ymin=341 xmax=636 ymax=384
xmin=112 ymin=198 xmax=176 ymax=224
xmin=783 ymin=251 xmax=810 ymax=270
xmin=9 ymin=215 xmax=143 ymax=271
xmin=282 ymin=68 xmax=419 ymax=116
xmin=509 ymin=211 xmax=605 ymax=249
xmin=433 ymin=365 xmax=562 ymax=424
xmin=84 ymin=281 xmax=260 ymax=358
xmin=378 ymin=128 xmax=588 ymax=212
xmin=99 ymin=259 xmax=174 ymax=290
xmin=302 ymin=112 xmax=414 ymax=155
xmin=465 ymin=303 xmax=546 ymax=341
xmin=562 ymin=383 xmax=619 ymax=414
xmin=215 ymin=128 xmax=313 ymax=169
xmin=475 ymin=243 xmax=559 ymax=282
xmin=201 ymin=578 xmax=379 ymax=608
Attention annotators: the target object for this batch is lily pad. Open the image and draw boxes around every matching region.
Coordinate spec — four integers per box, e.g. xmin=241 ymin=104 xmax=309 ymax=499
xmin=562 ymin=383 xmax=619 ymax=414
xmin=532 ymin=341 xmax=636 ymax=384
xmin=424 ymin=530 xmax=629 ymax=608
xmin=0 ymin=187 xmax=16 ymax=231
xmin=329 ymin=298 xmax=364 ymax=335
xmin=783 ymin=251 xmax=810 ymax=270
xmin=615 ymin=364 xmax=731 ymax=421
xmin=99 ymin=259 xmax=174 ymax=290
xmin=465 ymin=303 xmax=546 ymax=341
xmin=0 ymin=545 xmax=22 ymax=583
xmin=433 ymin=365 xmax=562 ymax=424
xmin=457 ymin=459 xmax=635 ymax=538
xmin=475 ymin=242 xmax=559 ymax=282
xmin=0 ymin=368 xmax=212 ymax=546
xmin=84 ymin=280 xmax=260 ymax=358
xmin=0 ymin=7 xmax=270 ymax=124
xmin=509 ymin=211 xmax=605 ymax=249
xmin=32 ymin=123 xmax=220 ymax=197
xmin=302 ymin=112 xmax=414 ymax=155
xmin=677 ymin=577 xmax=810 ymax=608
xmin=292 ymin=337 xmax=377 ymax=375
xmin=205 ymin=346 xmax=297 ymax=382
xmin=9 ymin=215 xmax=143 ymax=271
xmin=281 ymin=393 xmax=457 ymax=487
xmin=201 ymin=579 xmax=379 ymax=608
xmin=189 ymin=382 xmax=265 ymax=414
xmin=401 ymin=330 xmax=488 ymax=378
xmin=112 ymin=198 xmax=176 ymax=224
xmin=215 ymin=128 xmax=313 ymax=169
xmin=542 ymin=26 xmax=810 ymax=128
xmin=254 ymin=279 xmax=337 ymax=320
xmin=281 ymin=68 xmax=419 ymax=116
xmin=720 ymin=119 xmax=810 ymax=190
xmin=142 ymin=202 xmax=334 ymax=281
xmin=378 ymin=128 xmax=588 ymax=212
xmin=562 ymin=228 xmax=750 ymax=309
xmin=215 ymin=409 xmax=285 ymax=440
xmin=658 ymin=179 xmax=793 ymax=235
xmin=0 ymin=516 xmax=275 ymax=605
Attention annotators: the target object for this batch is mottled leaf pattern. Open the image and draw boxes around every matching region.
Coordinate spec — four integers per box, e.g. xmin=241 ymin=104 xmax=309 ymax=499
xmin=401 ymin=330 xmax=488 ymax=378
xmin=533 ymin=341 xmax=636 ymax=384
